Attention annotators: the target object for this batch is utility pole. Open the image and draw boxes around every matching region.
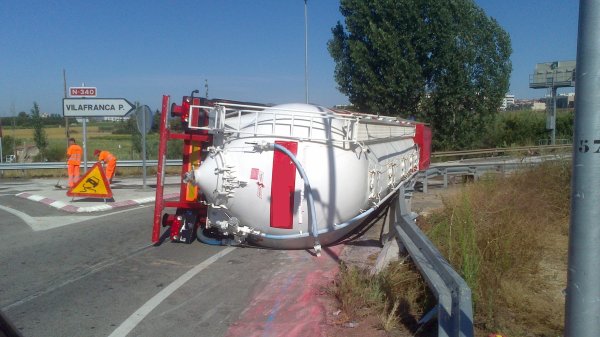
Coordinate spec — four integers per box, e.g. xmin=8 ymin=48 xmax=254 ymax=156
xmin=565 ymin=0 xmax=600 ymax=335
xmin=205 ymin=79 xmax=209 ymax=100
xmin=304 ymin=0 xmax=309 ymax=104
xmin=63 ymin=69 xmax=70 ymax=146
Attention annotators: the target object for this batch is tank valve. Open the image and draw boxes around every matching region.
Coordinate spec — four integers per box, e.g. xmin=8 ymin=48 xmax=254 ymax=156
xmin=314 ymin=241 xmax=322 ymax=257
xmin=183 ymin=170 xmax=195 ymax=184
xmin=245 ymin=141 xmax=272 ymax=152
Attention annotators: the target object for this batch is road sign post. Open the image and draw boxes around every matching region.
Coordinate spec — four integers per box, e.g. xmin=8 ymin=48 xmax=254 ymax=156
xmin=136 ymin=105 xmax=153 ymax=189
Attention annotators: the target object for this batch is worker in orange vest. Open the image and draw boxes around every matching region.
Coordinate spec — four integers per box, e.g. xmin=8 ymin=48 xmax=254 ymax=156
xmin=94 ymin=149 xmax=117 ymax=183
xmin=66 ymin=138 xmax=82 ymax=187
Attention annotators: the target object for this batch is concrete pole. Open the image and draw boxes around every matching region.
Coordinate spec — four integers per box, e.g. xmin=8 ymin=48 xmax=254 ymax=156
xmin=565 ymin=1 xmax=600 ymax=335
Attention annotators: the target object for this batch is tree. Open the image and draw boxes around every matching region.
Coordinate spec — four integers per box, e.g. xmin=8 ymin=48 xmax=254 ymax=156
xmin=152 ymin=109 xmax=161 ymax=132
xmin=31 ymin=102 xmax=49 ymax=159
xmin=328 ymin=0 xmax=512 ymax=150
xmin=16 ymin=111 xmax=30 ymax=127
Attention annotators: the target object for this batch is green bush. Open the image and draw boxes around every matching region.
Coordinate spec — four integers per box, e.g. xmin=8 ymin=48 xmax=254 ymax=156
xmin=482 ymin=109 xmax=574 ymax=148
xmin=45 ymin=142 xmax=67 ymax=162
xmin=98 ymin=125 xmax=117 ymax=132
xmin=1 ymin=135 xmax=19 ymax=160
xmin=556 ymin=110 xmax=575 ymax=140
xmin=166 ymin=139 xmax=183 ymax=159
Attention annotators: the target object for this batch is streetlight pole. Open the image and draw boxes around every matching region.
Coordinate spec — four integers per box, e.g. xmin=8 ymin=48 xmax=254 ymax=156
xmin=565 ymin=0 xmax=600 ymax=335
xmin=304 ymin=0 xmax=309 ymax=104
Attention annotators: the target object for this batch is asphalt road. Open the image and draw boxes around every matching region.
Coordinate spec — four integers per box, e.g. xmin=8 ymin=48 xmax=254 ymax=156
xmin=0 ymin=182 xmax=342 ymax=337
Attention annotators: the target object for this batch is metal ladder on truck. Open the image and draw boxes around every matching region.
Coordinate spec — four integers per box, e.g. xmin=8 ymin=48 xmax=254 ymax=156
xmin=152 ymin=91 xmax=213 ymax=244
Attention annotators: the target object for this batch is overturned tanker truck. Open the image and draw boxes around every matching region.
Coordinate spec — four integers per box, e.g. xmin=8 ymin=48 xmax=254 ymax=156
xmin=152 ymin=91 xmax=431 ymax=255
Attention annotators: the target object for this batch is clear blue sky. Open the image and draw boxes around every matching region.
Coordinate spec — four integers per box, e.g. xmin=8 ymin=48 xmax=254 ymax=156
xmin=0 ymin=0 xmax=579 ymax=117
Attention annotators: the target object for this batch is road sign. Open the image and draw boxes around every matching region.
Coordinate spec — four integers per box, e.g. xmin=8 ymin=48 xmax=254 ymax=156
xmin=136 ymin=105 xmax=153 ymax=134
xmin=69 ymin=87 xmax=97 ymax=97
xmin=63 ymin=98 xmax=135 ymax=117
xmin=67 ymin=162 xmax=113 ymax=198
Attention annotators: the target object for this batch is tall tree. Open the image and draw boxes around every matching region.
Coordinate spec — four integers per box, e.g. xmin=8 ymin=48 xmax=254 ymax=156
xmin=31 ymin=102 xmax=49 ymax=159
xmin=328 ymin=0 xmax=512 ymax=150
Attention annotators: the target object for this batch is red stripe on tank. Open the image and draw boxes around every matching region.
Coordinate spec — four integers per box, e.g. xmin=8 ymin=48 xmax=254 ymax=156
xmin=270 ymin=141 xmax=298 ymax=229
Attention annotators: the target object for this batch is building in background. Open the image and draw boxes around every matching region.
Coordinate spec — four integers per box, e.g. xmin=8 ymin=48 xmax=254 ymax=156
xmin=103 ymin=116 xmax=130 ymax=122
xmin=556 ymin=92 xmax=576 ymax=109
xmin=501 ymin=94 xmax=516 ymax=110
xmin=532 ymin=101 xmax=547 ymax=111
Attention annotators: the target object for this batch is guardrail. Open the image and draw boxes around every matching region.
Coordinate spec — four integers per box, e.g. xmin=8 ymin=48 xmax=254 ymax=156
xmin=420 ymin=154 xmax=570 ymax=193
xmin=0 ymin=145 xmax=571 ymax=171
xmin=0 ymin=159 xmax=183 ymax=171
xmin=391 ymin=154 xmax=571 ymax=336
xmin=393 ymin=184 xmax=473 ymax=337
xmin=431 ymin=144 xmax=571 ymax=158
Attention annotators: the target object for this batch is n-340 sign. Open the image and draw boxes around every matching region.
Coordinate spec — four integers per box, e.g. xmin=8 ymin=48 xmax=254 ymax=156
xmin=69 ymin=87 xmax=97 ymax=97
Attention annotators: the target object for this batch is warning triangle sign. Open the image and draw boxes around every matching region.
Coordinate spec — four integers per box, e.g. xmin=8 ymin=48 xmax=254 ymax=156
xmin=67 ymin=162 xmax=113 ymax=198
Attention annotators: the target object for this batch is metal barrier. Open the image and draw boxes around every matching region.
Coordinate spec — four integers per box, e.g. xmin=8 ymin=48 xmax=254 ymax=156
xmin=419 ymin=154 xmax=570 ymax=193
xmin=1 ymin=145 xmax=570 ymax=172
xmin=0 ymin=159 xmax=182 ymax=171
xmin=392 ymin=184 xmax=473 ymax=337
xmin=392 ymin=154 xmax=570 ymax=336
xmin=431 ymin=144 xmax=571 ymax=158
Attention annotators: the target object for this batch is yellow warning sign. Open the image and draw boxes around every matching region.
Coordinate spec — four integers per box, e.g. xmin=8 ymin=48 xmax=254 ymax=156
xmin=67 ymin=162 xmax=113 ymax=198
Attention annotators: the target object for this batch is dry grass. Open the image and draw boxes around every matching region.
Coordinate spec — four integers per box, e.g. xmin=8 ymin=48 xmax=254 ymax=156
xmin=329 ymin=260 xmax=433 ymax=335
xmin=427 ymin=161 xmax=570 ymax=335
xmin=331 ymin=161 xmax=570 ymax=336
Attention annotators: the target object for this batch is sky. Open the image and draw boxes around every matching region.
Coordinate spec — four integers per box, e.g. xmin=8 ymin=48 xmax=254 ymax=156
xmin=0 ymin=0 xmax=579 ymax=117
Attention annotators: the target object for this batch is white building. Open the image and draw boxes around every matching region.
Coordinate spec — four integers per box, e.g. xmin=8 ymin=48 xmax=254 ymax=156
xmin=501 ymin=94 xmax=515 ymax=110
xmin=103 ymin=116 xmax=130 ymax=122
xmin=532 ymin=102 xmax=547 ymax=111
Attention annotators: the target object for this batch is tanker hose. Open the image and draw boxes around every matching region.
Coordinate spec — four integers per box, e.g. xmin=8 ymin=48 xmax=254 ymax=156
xmin=271 ymin=143 xmax=321 ymax=255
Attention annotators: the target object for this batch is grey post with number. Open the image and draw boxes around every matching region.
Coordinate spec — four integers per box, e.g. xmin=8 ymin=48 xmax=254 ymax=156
xmin=565 ymin=1 xmax=600 ymax=335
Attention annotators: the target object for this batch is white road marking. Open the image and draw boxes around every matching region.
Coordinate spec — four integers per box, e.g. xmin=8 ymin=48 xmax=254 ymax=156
xmin=108 ymin=247 xmax=236 ymax=337
xmin=0 ymin=204 xmax=151 ymax=231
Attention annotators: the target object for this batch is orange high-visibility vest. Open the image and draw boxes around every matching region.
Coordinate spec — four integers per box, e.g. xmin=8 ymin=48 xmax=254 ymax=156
xmin=67 ymin=144 xmax=82 ymax=165
xmin=98 ymin=150 xmax=116 ymax=163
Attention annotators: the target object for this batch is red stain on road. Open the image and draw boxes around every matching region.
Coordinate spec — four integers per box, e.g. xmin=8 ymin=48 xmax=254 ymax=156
xmin=226 ymin=245 xmax=343 ymax=337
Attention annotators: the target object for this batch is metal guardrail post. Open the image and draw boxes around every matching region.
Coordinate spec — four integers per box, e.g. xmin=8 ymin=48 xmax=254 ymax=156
xmin=468 ymin=166 xmax=477 ymax=181
xmin=442 ymin=168 xmax=448 ymax=188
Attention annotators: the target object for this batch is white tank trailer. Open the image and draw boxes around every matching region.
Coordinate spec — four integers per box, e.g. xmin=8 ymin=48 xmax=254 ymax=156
xmin=182 ymin=102 xmax=431 ymax=253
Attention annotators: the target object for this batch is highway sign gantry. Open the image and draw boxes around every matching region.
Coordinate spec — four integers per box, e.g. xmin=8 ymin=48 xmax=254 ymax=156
xmin=63 ymin=98 xmax=135 ymax=117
